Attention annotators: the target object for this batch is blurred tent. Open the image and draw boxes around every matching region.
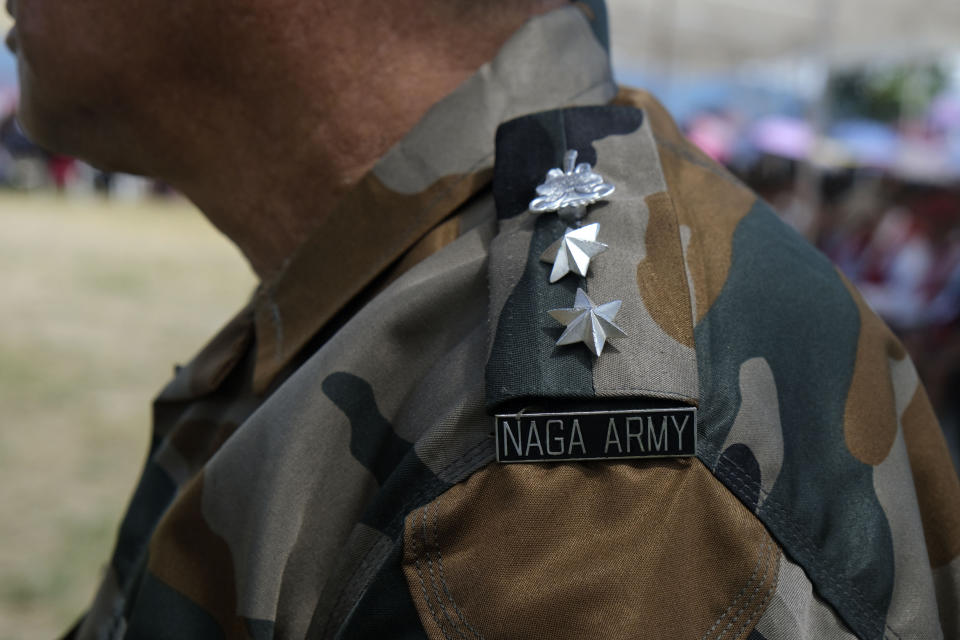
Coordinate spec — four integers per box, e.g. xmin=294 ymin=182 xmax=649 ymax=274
xmin=607 ymin=0 xmax=960 ymax=72
xmin=829 ymin=119 xmax=901 ymax=167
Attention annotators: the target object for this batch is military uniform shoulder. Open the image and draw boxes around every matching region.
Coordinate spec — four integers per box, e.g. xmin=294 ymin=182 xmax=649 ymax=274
xmin=394 ymin=102 xmax=960 ymax=640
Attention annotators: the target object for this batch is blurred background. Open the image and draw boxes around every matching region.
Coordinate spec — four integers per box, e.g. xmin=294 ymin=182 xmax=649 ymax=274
xmin=1 ymin=0 xmax=959 ymax=637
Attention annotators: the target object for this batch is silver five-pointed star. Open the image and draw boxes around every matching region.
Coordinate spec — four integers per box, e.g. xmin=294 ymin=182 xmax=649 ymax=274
xmin=549 ymin=288 xmax=627 ymax=356
xmin=540 ymin=223 xmax=608 ymax=283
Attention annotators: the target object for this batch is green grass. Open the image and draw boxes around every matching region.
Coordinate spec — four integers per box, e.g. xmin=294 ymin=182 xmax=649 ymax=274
xmin=0 ymin=191 xmax=256 ymax=638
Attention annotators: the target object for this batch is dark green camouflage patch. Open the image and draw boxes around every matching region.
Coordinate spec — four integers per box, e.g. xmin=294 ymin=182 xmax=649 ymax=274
xmin=113 ymin=459 xmax=177 ymax=588
xmin=125 ymin=573 xmax=225 ymax=640
xmin=323 ymin=372 xmax=414 ymax=485
xmin=334 ymin=543 xmax=429 ymax=640
xmin=696 ymin=200 xmax=893 ymax=640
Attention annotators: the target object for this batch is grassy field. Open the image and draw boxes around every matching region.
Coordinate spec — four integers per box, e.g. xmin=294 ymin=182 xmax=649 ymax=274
xmin=0 ymin=191 xmax=256 ymax=638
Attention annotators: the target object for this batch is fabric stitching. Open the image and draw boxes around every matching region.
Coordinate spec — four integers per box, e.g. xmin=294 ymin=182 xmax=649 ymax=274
xmin=411 ymin=506 xmax=454 ymax=640
xmin=422 ymin=503 xmax=468 ymax=639
xmin=495 ymin=387 xmax=697 ymax=403
xmin=323 ymin=439 xmax=493 ymax=632
xmin=700 ymin=533 xmax=771 ymax=640
xmin=716 ymin=462 xmax=880 ymax=635
xmin=715 ymin=532 xmax=775 ymax=640
xmin=319 ymin=535 xmax=394 ymax=637
xmin=432 ymin=502 xmax=485 ymax=640
xmin=733 ymin=536 xmax=780 ymax=640
xmin=718 ymin=450 xmax=902 ymax=640
xmin=705 ymin=441 xmax=901 ymax=639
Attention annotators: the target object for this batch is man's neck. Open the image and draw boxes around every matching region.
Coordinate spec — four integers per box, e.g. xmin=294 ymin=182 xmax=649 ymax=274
xmin=167 ymin=1 xmax=566 ymax=280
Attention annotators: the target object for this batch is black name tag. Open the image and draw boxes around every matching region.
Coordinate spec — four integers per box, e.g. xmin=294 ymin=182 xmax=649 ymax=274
xmin=494 ymin=407 xmax=697 ymax=463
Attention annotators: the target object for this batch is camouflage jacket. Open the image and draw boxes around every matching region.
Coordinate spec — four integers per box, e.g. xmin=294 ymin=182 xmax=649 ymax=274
xmin=69 ymin=3 xmax=960 ymax=640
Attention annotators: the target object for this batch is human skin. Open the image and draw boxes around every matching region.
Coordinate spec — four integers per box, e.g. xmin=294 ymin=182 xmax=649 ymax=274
xmin=7 ymin=0 xmax=564 ymax=278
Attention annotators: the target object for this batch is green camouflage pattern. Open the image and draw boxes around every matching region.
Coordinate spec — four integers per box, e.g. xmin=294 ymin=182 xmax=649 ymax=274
xmin=66 ymin=2 xmax=960 ymax=639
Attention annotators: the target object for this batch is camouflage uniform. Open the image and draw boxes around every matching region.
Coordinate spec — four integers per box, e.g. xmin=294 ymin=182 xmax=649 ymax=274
xmin=68 ymin=3 xmax=960 ymax=639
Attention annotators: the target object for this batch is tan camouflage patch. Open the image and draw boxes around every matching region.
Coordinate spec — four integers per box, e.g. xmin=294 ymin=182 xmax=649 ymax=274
xmin=148 ymin=473 xmax=248 ymax=637
xmin=840 ymin=274 xmax=907 ymax=465
xmin=588 ymin=122 xmax=698 ymax=402
xmin=873 ymin=422 xmax=943 ymax=636
xmin=721 ymin=357 xmax=784 ymax=508
xmin=754 ymin=554 xmax=859 ymax=639
xmin=902 ymin=384 xmax=960 ymax=569
xmin=637 ymin=191 xmax=695 ymax=348
xmin=403 ymin=460 xmax=779 ymax=640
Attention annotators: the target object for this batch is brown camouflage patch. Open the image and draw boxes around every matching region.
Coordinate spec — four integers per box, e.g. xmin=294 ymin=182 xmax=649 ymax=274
xmin=148 ymin=473 xmax=249 ymax=637
xmin=637 ymin=191 xmax=696 ymax=348
xmin=253 ymin=169 xmax=491 ymax=393
xmin=660 ymin=149 xmax=755 ymax=325
xmin=380 ymin=216 xmax=461 ymax=291
xmin=187 ymin=307 xmax=255 ymax=398
xmin=616 ymin=88 xmax=755 ymax=324
xmin=614 ymin=87 xmax=690 ymax=151
xmin=169 ymin=418 xmax=241 ymax=473
xmin=403 ymin=460 xmax=779 ymax=639
xmin=902 ymin=384 xmax=960 ymax=568
xmin=840 ymin=274 xmax=906 ymax=465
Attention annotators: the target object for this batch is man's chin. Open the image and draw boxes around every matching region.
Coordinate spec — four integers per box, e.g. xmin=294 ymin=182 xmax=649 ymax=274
xmin=15 ymin=64 xmax=71 ymax=152
xmin=15 ymin=95 xmax=135 ymax=174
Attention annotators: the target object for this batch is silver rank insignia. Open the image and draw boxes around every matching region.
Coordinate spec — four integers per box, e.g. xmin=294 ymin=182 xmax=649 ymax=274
xmin=540 ymin=222 xmax=608 ymax=283
xmin=529 ymin=149 xmax=615 ymax=224
xmin=549 ymin=288 xmax=626 ymax=356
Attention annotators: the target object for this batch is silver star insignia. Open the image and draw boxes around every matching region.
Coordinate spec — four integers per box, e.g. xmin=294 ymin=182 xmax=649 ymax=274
xmin=529 ymin=149 xmax=615 ymax=224
xmin=549 ymin=288 xmax=627 ymax=356
xmin=540 ymin=223 xmax=608 ymax=283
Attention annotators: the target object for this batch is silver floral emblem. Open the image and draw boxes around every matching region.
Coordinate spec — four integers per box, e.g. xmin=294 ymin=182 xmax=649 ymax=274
xmin=529 ymin=149 xmax=615 ymax=224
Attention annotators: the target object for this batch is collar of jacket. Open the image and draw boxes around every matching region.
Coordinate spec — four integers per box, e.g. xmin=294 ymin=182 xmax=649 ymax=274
xmin=162 ymin=4 xmax=617 ymax=401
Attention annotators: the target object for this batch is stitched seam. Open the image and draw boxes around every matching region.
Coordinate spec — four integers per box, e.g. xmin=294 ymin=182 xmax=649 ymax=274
xmin=733 ymin=536 xmax=779 ymax=640
xmin=411 ymin=506 xmax=454 ymax=640
xmin=717 ymin=449 xmax=901 ymax=640
xmin=323 ymin=440 xmax=493 ymax=630
xmin=495 ymin=387 xmax=696 ymax=403
xmin=716 ymin=531 xmax=776 ymax=640
xmin=700 ymin=534 xmax=770 ymax=640
xmin=423 ymin=504 xmax=468 ymax=639
xmin=717 ymin=462 xmax=881 ymax=636
xmin=706 ymin=441 xmax=900 ymax=639
xmin=319 ymin=536 xmax=393 ymax=637
xmin=707 ymin=533 xmax=773 ymax=640
xmin=432 ymin=503 xmax=485 ymax=639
